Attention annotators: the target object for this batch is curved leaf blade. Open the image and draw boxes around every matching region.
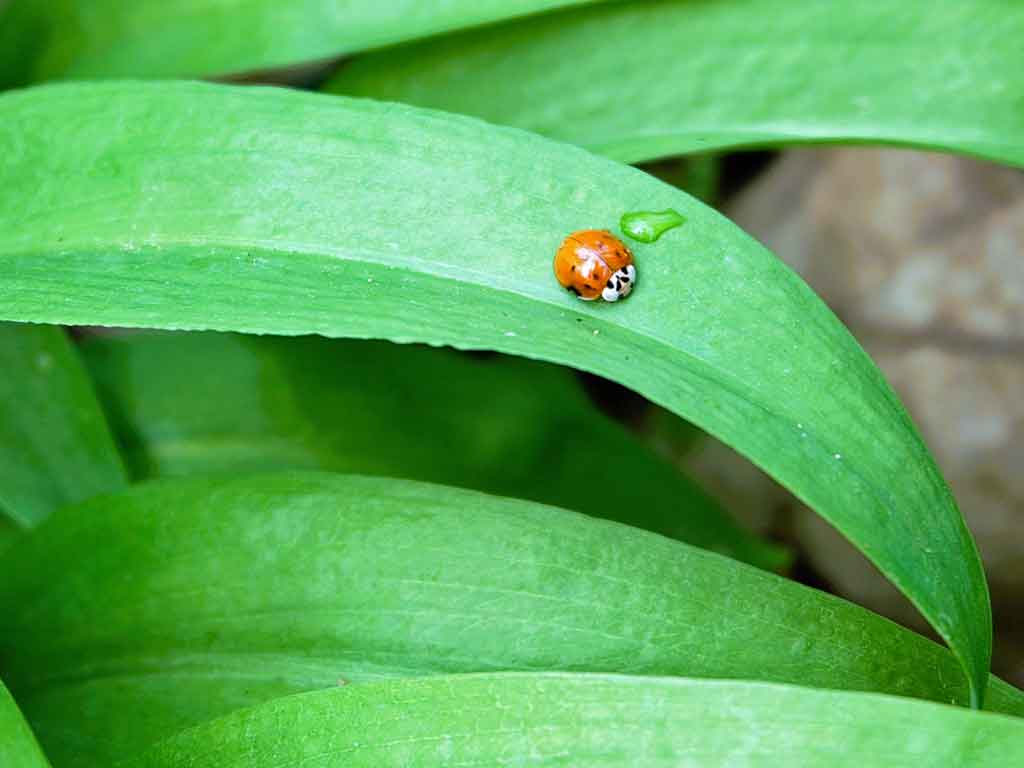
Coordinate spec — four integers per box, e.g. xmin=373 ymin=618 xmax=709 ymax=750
xmin=327 ymin=0 xmax=1024 ymax=167
xmin=0 ymin=0 xmax=600 ymax=87
xmin=0 ymin=679 xmax=50 ymax=768
xmin=127 ymin=674 xmax=1024 ymax=768
xmin=0 ymin=322 xmax=126 ymax=529
xmin=0 ymin=474 xmax=1019 ymax=767
xmin=82 ymin=331 xmax=786 ymax=569
xmin=0 ymin=81 xmax=991 ymax=703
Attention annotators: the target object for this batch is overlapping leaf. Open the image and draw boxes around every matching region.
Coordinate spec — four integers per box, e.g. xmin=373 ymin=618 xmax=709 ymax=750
xmin=0 ymin=474 xmax=1019 ymax=767
xmin=0 ymin=81 xmax=991 ymax=703
xmin=328 ymin=0 xmax=1024 ymax=167
xmin=82 ymin=331 xmax=785 ymax=568
xmin=0 ymin=323 xmax=126 ymax=532
xmin=0 ymin=679 xmax=50 ymax=768
xmin=127 ymin=674 xmax=1024 ymax=768
xmin=0 ymin=0 xmax=600 ymax=87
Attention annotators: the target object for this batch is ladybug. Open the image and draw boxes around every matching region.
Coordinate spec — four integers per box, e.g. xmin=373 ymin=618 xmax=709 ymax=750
xmin=554 ymin=229 xmax=636 ymax=302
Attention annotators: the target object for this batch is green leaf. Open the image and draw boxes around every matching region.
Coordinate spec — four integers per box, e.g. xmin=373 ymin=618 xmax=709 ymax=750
xmin=327 ymin=0 xmax=1024 ymax=167
xmin=1 ymin=474 xmax=1019 ymax=767
xmin=0 ymin=515 xmax=19 ymax=553
xmin=0 ymin=0 xmax=599 ymax=87
xmin=126 ymin=674 xmax=1024 ymax=768
xmin=0 ymin=81 xmax=991 ymax=704
xmin=0 ymin=679 xmax=50 ymax=768
xmin=0 ymin=323 xmax=126 ymax=528
xmin=82 ymin=331 xmax=786 ymax=570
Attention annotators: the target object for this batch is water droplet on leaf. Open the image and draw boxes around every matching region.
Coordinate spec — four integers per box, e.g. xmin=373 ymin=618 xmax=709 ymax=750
xmin=620 ymin=208 xmax=686 ymax=243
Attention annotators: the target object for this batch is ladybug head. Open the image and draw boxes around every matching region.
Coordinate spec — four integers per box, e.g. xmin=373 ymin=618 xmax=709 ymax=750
xmin=601 ymin=264 xmax=636 ymax=302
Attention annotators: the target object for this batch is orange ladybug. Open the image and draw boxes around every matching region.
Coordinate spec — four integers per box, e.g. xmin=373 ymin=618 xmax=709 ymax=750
xmin=554 ymin=229 xmax=636 ymax=302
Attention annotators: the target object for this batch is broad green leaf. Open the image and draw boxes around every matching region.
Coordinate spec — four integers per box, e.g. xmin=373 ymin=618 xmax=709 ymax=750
xmin=0 ymin=679 xmax=50 ymax=768
xmin=0 ymin=0 xmax=600 ymax=87
xmin=82 ymin=331 xmax=785 ymax=569
xmin=1 ymin=474 xmax=1019 ymax=767
xmin=0 ymin=81 xmax=991 ymax=704
xmin=0 ymin=323 xmax=126 ymax=529
xmin=327 ymin=0 xmax=1024 ymax=167
xmin=127 ymin=674 xmax=1024 ymax=768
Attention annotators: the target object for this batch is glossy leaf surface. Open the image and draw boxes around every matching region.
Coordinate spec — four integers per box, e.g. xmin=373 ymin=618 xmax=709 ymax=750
xmin=329 ymin=0 xmax=1024 ymax=167
xmin=0 ymin=81 xmax=990 ymax=703
xmin=1 ymin=474 xmax=1019 ymax=767
xmin=128 ymin=674 xmax=1024 ymax=768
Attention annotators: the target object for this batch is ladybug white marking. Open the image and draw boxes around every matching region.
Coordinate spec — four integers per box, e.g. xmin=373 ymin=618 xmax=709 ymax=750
xmin=601 ymin=264 xmax=636 ymax=302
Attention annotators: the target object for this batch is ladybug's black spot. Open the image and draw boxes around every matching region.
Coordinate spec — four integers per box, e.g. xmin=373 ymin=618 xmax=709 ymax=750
xmin=571 ymin=265 xmax=576 ymax=271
